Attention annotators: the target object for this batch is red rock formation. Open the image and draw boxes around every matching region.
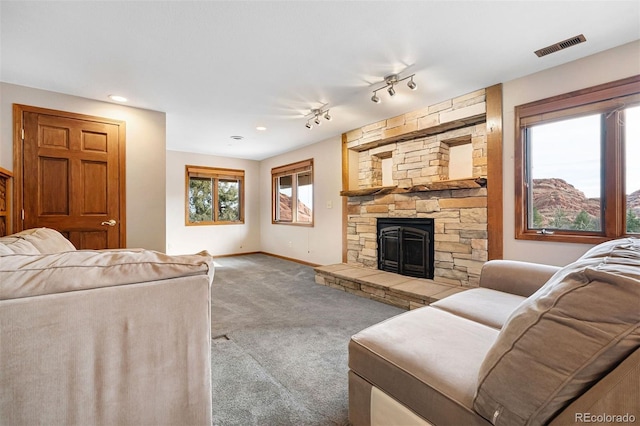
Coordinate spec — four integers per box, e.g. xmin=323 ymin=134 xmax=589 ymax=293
xmin=532 ymin=178 xmax=600 ymax=226
xmin=278 ymin=193 xmax=312 ymax=221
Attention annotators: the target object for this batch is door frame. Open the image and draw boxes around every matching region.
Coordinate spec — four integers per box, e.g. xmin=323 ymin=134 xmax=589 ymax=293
xmin=12 ymin=104 xmax=127 ymax=246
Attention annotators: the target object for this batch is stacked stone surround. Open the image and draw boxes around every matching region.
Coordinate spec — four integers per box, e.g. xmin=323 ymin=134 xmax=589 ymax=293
xmin=344 ymin=89 xmax=489 ymax=288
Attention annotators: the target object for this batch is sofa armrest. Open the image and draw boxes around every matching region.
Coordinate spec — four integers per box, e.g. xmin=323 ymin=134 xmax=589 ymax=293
xmin=479 ymin=260 xmax=560 ymax=297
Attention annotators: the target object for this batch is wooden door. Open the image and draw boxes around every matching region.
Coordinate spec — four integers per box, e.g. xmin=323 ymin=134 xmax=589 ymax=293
xmin=14 ymin=105 xmax=126 ymax=249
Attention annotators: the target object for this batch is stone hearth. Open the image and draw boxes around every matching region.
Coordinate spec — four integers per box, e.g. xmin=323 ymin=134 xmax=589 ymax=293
xmin=314 ymin=263 xmax=466 ymax=310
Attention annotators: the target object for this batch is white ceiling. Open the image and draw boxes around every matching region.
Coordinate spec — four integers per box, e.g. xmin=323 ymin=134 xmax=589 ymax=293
xmin=1 ymin=1 xmax=639 ymax=161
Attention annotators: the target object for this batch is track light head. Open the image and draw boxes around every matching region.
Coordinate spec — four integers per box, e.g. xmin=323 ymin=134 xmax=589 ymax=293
xmin=314 ymin=116 xmax=321 ymax=126
xmin=371 ymin=93 xmax=381 ymax=103
xmin=387 ymin=85 xmax=396 ymax=96
xmin=407 ymin=77 xmax=417 ymax=90
xmin=324 ymin=111 xmax=331 ymax=121
xmin=305 ymin=121 xmax=312 ymax=129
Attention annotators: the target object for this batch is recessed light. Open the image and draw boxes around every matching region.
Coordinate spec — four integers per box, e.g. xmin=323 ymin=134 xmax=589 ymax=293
xmin=230 ymin=135 xmax=244 ymax=141
xmin=109 ymin=95 xmax=128 ymax=102
xmin=256 ymin=126 xmax=267 ymax=131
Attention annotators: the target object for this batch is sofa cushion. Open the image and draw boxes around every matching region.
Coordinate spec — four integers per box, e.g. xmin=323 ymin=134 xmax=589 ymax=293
xmin=0 ymin=228 xmax=76 ymax=254
xmin=350 ymin=307 xmax=498 ymax=426
xmin=474 ymin=237 xmax=640 ymax=426
xmin=0 ymin=249 xmax=214 ymax=300
xmin=431 ymin=288 xmax=526 ymax=329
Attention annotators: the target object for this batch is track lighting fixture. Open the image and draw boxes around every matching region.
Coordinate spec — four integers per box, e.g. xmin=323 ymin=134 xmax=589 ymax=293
xmin=407 ymin=76 xmax=417 ymax=90
xmin=370 ymin=73 xmax=417 ymax=103
xmin=304 ymin=108 xmax=332 ymax=129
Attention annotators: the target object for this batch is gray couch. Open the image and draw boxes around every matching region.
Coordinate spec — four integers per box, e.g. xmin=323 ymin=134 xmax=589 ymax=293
xmin=349 ymin=237 xmax=640 ymax=425
xmin=0 ymin=228 xmax=214 ymax=425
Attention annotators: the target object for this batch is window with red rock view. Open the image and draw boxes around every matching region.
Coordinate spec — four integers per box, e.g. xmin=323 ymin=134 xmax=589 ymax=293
xmin=516 ymin=77 xmax=639 ymax=243
xmin=272 ymin=159 xmax=313 ymax=225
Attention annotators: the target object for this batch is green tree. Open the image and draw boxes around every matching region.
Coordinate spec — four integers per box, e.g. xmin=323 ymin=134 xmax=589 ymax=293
xmin=549 ymin=209 xmax=570 ymax=229
xmin=532 ymin=207 xmax=545 ymax=228
xmin=627 ymin=209 xmax=640 ymax=233
xmin=189 ymin=178 xmax=213 ymax=222
xmin=572 ymin=210 xmax=596 ymax=231
xmin=218 ymin=180 xmax=240 ymax=221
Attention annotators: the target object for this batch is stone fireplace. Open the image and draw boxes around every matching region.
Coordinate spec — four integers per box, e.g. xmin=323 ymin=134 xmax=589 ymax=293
xmin=342 ymin=89 xmax=489 ymax=288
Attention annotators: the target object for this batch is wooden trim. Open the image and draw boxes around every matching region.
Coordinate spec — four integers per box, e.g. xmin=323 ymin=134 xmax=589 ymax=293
xmin=0 ymin=167 xmax=13 ymax=236
xmin=519 ymin=93 xmax=640 ymax=127
xmin=211 ymin=251 xmax=261 ymax=258
xmin=117 ymin=118 xmax=127 ymax=248
xmin=514 ymin=75 xmax=639 ymax=243
xmin=185 ymin=165 xmax=245 ymax=226
xmin=516 ymin=75 xmax=640 ymax=118
xmin=340 ymin=178 xmax=486 ymax=197
xmin=186 ymin=165 xmax=245 ymax=178
xmin=271 ymin=158 xmax=314 ymax=226
xmin=341 ymin=133 xmax=349 ymax=263
xmin=259 ymin=251 xmax=321 ymax=267
xmin=212 ymin=250 xmax=322 ymax=268
xmin=486 ymin=83 xmax=504 ymax=260
xmin=184 ymin=167 xmax=190 ymax=227
xmin=12 ymin=104 xmax=126 ymax=247
xmin=271 ymin=158 xmax=313 ymax=177
xmin=12 ymin=105 xmax=23 ymax=233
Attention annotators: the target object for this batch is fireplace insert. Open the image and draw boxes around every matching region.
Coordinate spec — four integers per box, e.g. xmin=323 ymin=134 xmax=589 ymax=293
xmin=377 ymin=218 xmax=434 ymax=279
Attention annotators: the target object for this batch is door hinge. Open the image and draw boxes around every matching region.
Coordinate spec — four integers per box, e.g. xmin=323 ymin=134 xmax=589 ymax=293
xmin=21 ymin=128 xmax=24 ymax=141
xmin=21 ymin=209 xmax=25 ymax=220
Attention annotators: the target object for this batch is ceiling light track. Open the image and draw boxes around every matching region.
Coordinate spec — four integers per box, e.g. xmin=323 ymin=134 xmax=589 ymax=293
xmin=371 ymin=73 xmax=417 ymax=103
xmin=305 ymin=108 xmax=332 ymax=129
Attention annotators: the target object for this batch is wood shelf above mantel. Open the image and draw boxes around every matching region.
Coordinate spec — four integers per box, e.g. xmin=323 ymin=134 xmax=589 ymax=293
xmin=340 ymin=177 xmax=487 ymax=197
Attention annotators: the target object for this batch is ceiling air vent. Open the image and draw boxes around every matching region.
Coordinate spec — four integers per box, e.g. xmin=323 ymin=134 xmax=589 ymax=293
xmin=534 ymin=34 xmax=586 ymax=57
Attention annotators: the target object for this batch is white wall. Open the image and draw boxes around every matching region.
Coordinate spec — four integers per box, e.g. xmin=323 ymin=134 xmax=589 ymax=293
xmin=259 ymin=136 xmax=343 ymax=265
xmin=502 ymin=40 xmax=640 ymax=266
xmin=165 ymin=150 xmax=261 ymax=256
xmin=0 ymin=83 xmax=167 ymax=251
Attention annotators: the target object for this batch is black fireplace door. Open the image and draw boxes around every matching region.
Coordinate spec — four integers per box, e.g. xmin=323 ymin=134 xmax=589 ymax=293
xmin=378 ymin=226 xmax=430 ymax=278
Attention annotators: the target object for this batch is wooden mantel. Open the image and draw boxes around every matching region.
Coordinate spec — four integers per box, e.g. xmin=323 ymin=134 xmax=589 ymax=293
xmin=340 ymin=177 xmax=487 ymax=197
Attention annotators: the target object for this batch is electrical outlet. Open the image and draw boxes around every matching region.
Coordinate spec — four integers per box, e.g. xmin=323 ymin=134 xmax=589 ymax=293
xmin=288 ymin=241 xmax=292 ymax=247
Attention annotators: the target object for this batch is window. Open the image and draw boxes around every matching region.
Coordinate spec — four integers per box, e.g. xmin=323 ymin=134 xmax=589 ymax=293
xmin=186 ymin=165 xmax=244 ymax=225
xmin=515 ymin=76 xmax=640 ymax=243
xmin=272 ymin=159 xmax=313 ymax=225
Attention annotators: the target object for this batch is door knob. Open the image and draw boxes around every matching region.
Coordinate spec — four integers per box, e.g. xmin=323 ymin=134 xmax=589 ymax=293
xmin=101 ymin=219 xmax=117 ymax=226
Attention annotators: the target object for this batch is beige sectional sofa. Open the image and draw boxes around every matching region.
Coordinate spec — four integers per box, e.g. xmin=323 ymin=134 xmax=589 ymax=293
xmin=349 ymin=237 xmax=640 ymax=425
xmin=0 ymin=228 xmax=214 ymax=426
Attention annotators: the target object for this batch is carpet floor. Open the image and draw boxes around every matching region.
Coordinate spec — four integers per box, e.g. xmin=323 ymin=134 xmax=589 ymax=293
xmin=210 ymin=253 xmax=405 ymax=426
